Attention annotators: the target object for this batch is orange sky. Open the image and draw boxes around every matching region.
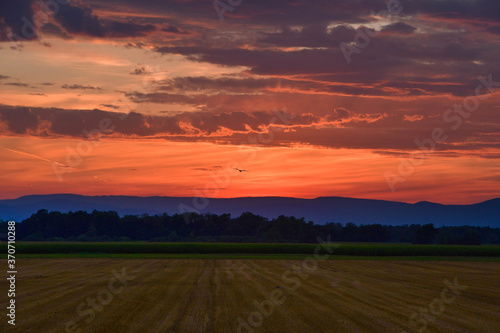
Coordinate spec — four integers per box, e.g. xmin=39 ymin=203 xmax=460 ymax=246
xmin=1 ymin=0 xmax=500 ymax=203
xmin=1 ymin=136 xmax=499 ymax=204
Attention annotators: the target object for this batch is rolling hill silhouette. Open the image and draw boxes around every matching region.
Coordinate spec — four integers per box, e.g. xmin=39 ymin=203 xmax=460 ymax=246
xmin=1 ymin=194 xmax=499 ymax=227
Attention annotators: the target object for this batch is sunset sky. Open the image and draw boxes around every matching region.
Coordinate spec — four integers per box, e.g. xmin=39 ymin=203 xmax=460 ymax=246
xmin=1 ymin=0 xmax=499 ymax=204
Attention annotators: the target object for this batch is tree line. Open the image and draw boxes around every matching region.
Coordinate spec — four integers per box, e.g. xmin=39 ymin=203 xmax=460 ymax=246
xmin=1 ymin=209 xmax=499 ymax=244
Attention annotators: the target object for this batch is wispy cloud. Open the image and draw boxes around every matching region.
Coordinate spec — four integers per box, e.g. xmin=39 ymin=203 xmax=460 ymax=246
xmin=0 ymin=146 xmax=76 ymax=170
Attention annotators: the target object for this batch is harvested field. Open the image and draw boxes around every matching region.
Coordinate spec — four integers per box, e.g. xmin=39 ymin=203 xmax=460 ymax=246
xmin=1 ymin=259 xmax=499 ymax=332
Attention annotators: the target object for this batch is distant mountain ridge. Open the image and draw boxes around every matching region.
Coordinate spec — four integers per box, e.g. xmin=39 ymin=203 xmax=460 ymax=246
xmin=1 ymin=194 xmax=499 ymax=227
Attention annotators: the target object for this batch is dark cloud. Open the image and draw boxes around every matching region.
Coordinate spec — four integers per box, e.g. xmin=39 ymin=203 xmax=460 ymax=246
xmin=192 ymin=166 xmax=223 ymax=172
xmin=0 ymin=26 xmax=7 ymax=42
xmin=0 ymin=106 xmax=39 ymax=134
xmin=158 ymin=75 xmax=472 ymax=97
xmin=0 ymin=0 xmax=37 ymax=41
xmin=1 ymin=0 xmax=499 ymax=155
xmin=0 ymin=75 xmax=10 ymax=80
xmin=54 ymin=2 xmax=105 ymax=37
xmin=157 ymin=46 xmax=368 ymax=76
xmin=411 ymin=0 xmax=500 ymax=21
xmin=40 ymin=23 xmax=72 ymax=39
xmin=107 ymin=21 xmax=156 ymax=37
xmin=2 ymin=0 xmax=499 ymax=44
xmin=124 ymin=0 xmax=495 ymax=101
xmin=52 ymin=2 xmax=157 ymax=38
xmin=3 ymin=82 xmax=30 ymax=87
xmin=88 ymin=0 xmax=500 ymax=30
xmin=1 ymin=102 xmax=499 ymax=154
xmin=381 ymin=22 xmax=417 ymax=35
xmin=156 ymin=23 xmax=499 ymax=97
xmin=0 ymin=106 xmax=184 ymax=137
xmin=161 ymin=76 xmax=277 ymax=91
xmin=130 ymin=67 xmax=147 ymax=75
xmin=50 ymin=109 xmax=86 ymax=136
xmin=10 ymin=44 xmax=25 ymax=51
xmin=259 ymin=24 xmax=357 ymax=47
xmin=0 ymin=0 xmax=157 ymax=41
xmin=88 ymin=0 xmax=378 ymax=26
xmin=0 ymin=104 xmax=354 ymax=137
xmin=162 ymin=24 xmax=188 ymax=35
xmin=124 ymin=42 xmax=145 ymax=49
xmin=100 ymin=104 xmax=120 ymax=109
xmin=62 ymin=84 xmax=102 ymax=90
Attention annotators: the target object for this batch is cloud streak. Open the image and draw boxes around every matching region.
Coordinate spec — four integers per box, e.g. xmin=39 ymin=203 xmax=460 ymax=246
xmin=0 ymin=146 xmax=75 ymax=169
xmin=1 ymin=103 xmax=499 ymax=155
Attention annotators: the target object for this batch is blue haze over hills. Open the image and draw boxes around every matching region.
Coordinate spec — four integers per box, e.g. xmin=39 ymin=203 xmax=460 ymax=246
xmin=1 ymin=194 xmax=499 ymax=227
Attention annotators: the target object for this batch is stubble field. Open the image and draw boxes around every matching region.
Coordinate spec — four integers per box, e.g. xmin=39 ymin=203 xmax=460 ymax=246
xmin=1 ymin=259 xmax=499 ymax=332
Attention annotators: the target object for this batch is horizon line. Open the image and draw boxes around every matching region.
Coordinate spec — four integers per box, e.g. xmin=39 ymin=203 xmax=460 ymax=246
xmin=2 ymin=193 xmax=499 ymax=206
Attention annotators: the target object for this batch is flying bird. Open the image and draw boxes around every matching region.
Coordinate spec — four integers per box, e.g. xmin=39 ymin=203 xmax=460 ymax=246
xmin=234 ymin=168 xmax=248 ymax=173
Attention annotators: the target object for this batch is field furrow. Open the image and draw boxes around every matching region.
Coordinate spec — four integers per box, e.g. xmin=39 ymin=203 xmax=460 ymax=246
xmin=1 ymin=259 xmax=499 ymax=333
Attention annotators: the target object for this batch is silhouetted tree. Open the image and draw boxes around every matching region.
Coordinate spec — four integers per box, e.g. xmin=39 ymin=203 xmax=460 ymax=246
xmin=413 ymin=224 xmax=437 ymax=244
xmin=12 ymin=210 xmax=498 ymax=244
xmin=459 ymin=229 xmax=481 ymax=245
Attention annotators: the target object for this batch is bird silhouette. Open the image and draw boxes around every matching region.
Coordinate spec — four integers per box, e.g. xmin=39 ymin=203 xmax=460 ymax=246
xmin=233 ymin=168 xmax=248 ymax=173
